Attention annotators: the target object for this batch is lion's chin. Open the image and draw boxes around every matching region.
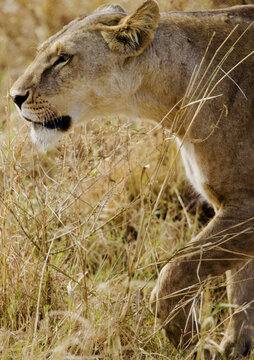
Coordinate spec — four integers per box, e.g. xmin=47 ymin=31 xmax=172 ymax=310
xmin=30 ymin=124 xmax=63 ymax=150
xmin=29 ymin=116 xmax=72 ymax=150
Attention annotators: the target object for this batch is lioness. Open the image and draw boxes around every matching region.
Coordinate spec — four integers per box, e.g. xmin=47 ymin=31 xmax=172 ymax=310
xmin=10 ymin=1 xmax=254 ymax=358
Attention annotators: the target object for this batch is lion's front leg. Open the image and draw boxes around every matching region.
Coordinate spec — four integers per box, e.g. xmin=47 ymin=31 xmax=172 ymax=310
xmin=150 ymin=260 xmax=201 ymax=347
xmin=151 ymin=205 xmax=254 ymax=350
xmin=219 ymin=260 xmax=254 ymax=359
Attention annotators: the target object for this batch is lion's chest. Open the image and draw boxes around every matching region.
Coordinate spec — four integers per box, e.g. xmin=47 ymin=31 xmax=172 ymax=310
xmin=177 ymin=139 xmax=209 ymax=203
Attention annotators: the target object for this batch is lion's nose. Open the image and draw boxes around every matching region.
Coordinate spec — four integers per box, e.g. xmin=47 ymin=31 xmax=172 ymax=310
xmin=10 ymin=90 xmax=29 ymax=109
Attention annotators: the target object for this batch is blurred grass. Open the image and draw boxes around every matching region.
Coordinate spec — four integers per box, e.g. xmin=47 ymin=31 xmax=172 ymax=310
xmin=0 ymin=0 xmax=251 ymax=359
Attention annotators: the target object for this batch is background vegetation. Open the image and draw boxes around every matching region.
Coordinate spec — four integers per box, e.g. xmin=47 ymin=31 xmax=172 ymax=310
xmin=0 ymin=0 xmax=253 ymax=359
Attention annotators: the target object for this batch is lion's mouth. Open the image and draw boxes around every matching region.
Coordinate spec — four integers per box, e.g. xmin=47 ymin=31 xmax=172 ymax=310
xmin=25 ymin=115 xmax=72 ymax=131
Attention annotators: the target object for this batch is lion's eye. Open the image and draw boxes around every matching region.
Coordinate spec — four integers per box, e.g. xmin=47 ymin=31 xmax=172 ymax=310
xmin=53 ymin=54 xmax=71 ymax=67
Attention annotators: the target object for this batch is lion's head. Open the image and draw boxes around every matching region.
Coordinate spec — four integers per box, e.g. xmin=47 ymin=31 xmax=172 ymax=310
xmin=10 ymin=0 xmax=159 ymax=148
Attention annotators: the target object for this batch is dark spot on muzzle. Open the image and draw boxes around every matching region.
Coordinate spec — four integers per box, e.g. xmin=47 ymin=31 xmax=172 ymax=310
xmin=28 ymin=115 xmax=72 ymax=131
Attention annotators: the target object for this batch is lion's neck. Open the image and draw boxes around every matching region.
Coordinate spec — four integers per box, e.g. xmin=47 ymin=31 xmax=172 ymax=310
xmin=131 ymin=24 xmax=197 ymax=127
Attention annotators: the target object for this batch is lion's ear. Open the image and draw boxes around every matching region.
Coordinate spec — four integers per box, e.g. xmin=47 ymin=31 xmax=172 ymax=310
xmin=101 ymin=0 xmax=160 ymax=56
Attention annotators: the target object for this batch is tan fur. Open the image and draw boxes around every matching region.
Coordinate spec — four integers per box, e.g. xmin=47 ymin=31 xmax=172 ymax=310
xmin=10 ymin=1 xmax=254 ymax=357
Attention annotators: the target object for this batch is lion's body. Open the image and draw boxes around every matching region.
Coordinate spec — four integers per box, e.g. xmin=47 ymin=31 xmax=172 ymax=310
xmin=10 ymin=2 xmax=254 ymax=358
xmin=157 ymin=9 xmax=254 ymax=208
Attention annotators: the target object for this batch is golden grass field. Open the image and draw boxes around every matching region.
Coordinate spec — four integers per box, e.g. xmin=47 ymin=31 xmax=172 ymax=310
xmin=0 ymin=0 xmax=253 ymax=359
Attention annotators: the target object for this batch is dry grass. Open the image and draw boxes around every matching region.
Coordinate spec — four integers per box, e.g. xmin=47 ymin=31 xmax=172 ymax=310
xmin=0 ymin=0 xmax=252 ymax=359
